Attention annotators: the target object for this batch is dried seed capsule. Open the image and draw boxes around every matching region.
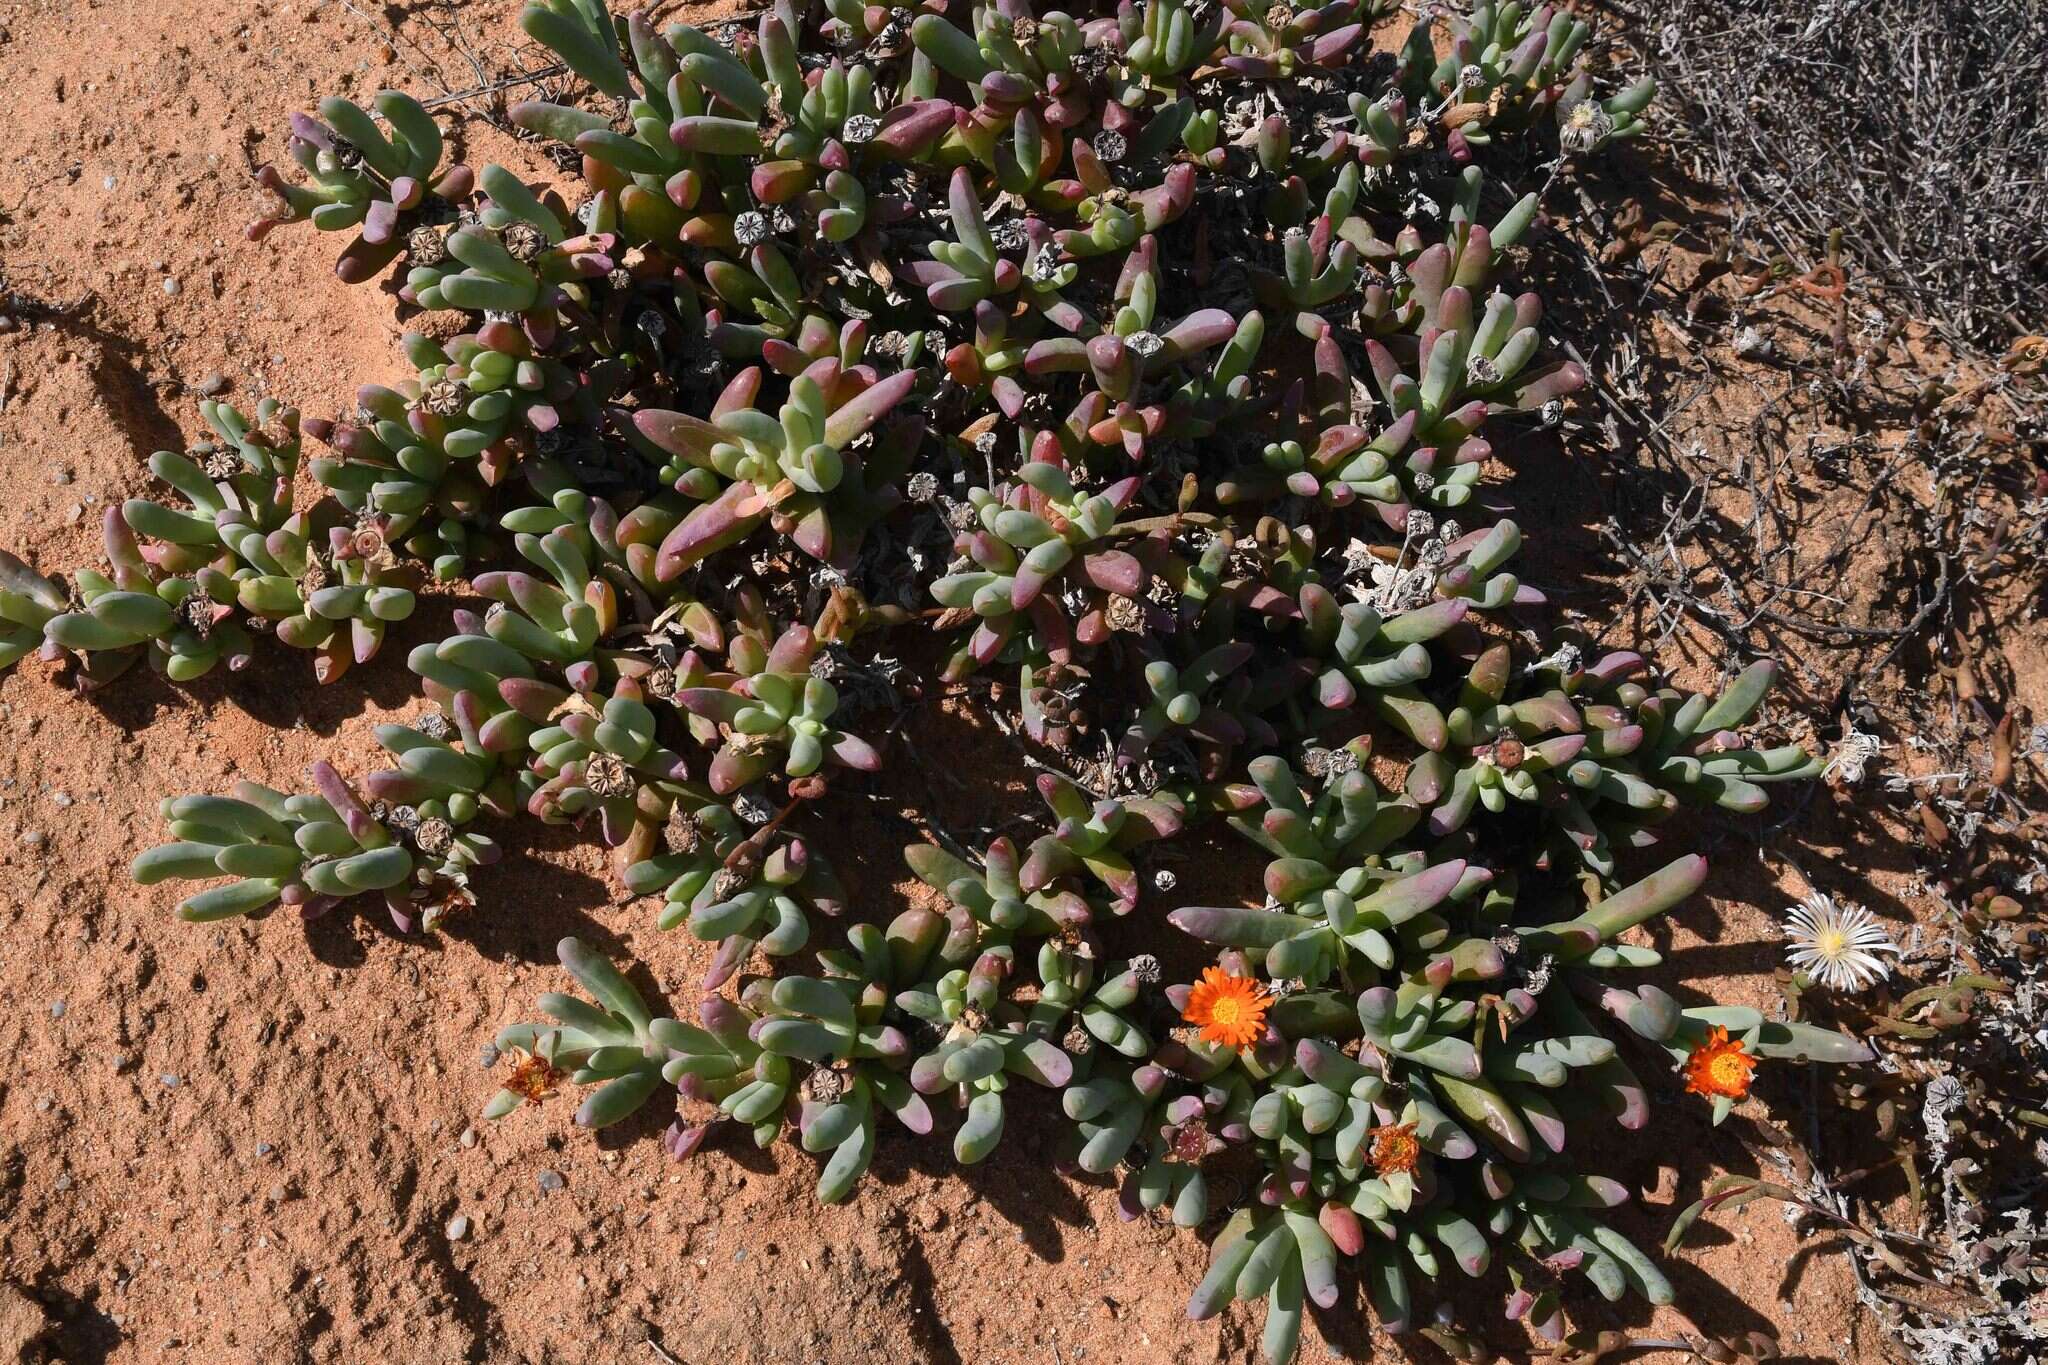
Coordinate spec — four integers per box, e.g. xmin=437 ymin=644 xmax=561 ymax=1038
xmin=501 ymin=222 xmax=548 ymax=263
xmin=406 ymin=225 xmax=449 ymax=267
xmin=663 ymin=808 xmax=703 ymax=855
xmin=841 ymin=114 xmax=879 ymax=145
xmin=802 ymin=1066 xmax=847 ymax=1104
xmin=1068 ymin=44 xmax=1111 ymax=81
xmin=414 ymin=817 xmax=454 ymax=856
xmin=1124 ymin=330 xmax=1164 ymax=360
xmin=583 ymin=753 xmax=635 ymax=799
xmin=175 ymin=590 xmax=219 ymax=641
xmin=420 ymin=376 xmax=467 ymax=418
xmin=1104 ymin=594 xmax=1144 ymax=634
xmin=1094 ymin=130 xmax=1128 ymax=165
xmin=906 ymin=470 xmax=940 ymax=502
xmin=733 ymin=211 xmax=770 ymax=247
xmin=708 ymin=864 xmax=752 ymax=901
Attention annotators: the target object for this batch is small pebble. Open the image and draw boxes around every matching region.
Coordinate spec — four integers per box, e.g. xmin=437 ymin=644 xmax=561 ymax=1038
xmin=111 ymin=1053 xmax=133 ymax=1074
xmin=159 ymin=1073 xmax=180 ymax=1088
xmin=458 ymin=1127 xmax=477 ymax=1150
xmin=255 ymin=1142 xmax=275 ymax=1157
xmin=266 ymin=1184 xmax=287 ymax=1204
xmin=161 ymin=278 xmax=181 ymax=296
xmin=537 ymin=1170 xmax=565 ymax=1193
xmin=478 ymin=1044 xmax=500 ymax=1068
xmin=196 ymin=371 xmax=230 ymax=396
xmin=102 ymin=174 xmax=116 ymax=190
xmin=53 ymin=1174 xmax=72 ymax=1192
xmin=20 ymin=830 xmax=46 ymax=849
xmin=48 ymin=999 xmax=65 ymax=1019
xmin=446 ymin=1214 xmax=470 ymax=1241
xmin=52 ymin=792 xmax=73 ymax=809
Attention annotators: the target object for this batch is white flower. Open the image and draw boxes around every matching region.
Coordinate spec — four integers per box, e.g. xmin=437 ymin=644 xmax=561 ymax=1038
xmin=1783 ymin=892 xmax=1900 ymax=991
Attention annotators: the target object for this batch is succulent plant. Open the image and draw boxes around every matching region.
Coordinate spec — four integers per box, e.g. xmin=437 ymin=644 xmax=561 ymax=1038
xmin=627 ymin=788 xmax=850 ymax=989
xmin=74 ymin=5 xmax=1893 ymax=1362
xmin=1021 ymin=771 xmax=1184 ymax=912
xmin=0 ymin=550 xmax=63 ymax=675
xmin=486 ymin=935 xmax=687 ymax=1128
xmin=634 ymin=360 xmax=923 ymax=572
xmin=250 ymin=91 xmax=475 ymax=282
xmin=526 ymin=676 xmax=693 ymax=847
xmin=930 ymin=456 xmax=1149 ymax=678
xmin=1174 ymin=849 xmax=1869 ymax=1356
xmin=37 ymin=402 xmax=418 ymax=685
xmin=672 ymin=615 xmax=883 ymax=793
xmin=133 ymin=762 xmax=437 ymax=929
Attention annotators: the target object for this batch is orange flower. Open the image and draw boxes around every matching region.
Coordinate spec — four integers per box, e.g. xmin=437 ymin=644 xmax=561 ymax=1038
xmin=502 ymin=1046 xmax=565 ymax=1105
xmin=1367 ymin=1121 xmax=1420 ymax=1177
xmin=1182 ymin=967 xmax=1271 ymax=1049
xmin=1683 ymin=1026 xmax=1755 ymax=1100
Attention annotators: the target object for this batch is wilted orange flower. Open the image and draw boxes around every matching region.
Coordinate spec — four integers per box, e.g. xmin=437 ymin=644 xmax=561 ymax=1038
xmin=1182 ymin=967 xmax=1271 ymax=1049
xmin=1368 ymin=1121 xmax=1420 ymax=1176
xmin=503 ymin=1046 xmax=564 ymax=1105
xmin=1683 ymin=1026 xmax=1755 ymax=1100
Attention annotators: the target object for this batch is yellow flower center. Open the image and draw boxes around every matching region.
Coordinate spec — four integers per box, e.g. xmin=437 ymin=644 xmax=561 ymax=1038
xmin=1207 ymin=996 xmax=1247 ymax=1031
xmin=1708 ymin=1052 xmax=1749 ymax=1091
xmin=1813 ymin=926 xmax=1847 ymax=959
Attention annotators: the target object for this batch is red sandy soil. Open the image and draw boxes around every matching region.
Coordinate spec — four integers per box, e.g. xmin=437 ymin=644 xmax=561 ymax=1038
xmin=4 ymin=1 xmax=2016 ymax=1360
